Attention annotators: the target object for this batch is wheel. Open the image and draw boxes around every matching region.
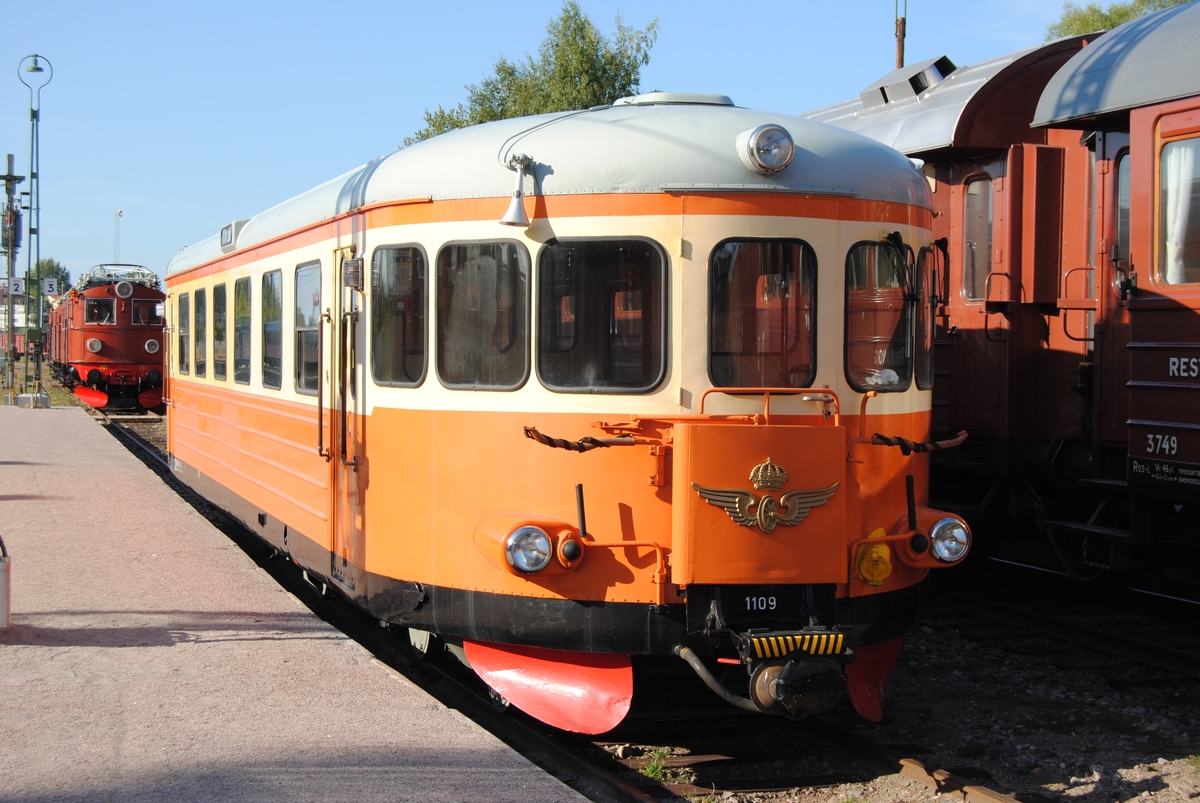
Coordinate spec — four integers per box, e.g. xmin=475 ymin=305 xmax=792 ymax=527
xmin=400 ymin=627 xmax=444 ymax=664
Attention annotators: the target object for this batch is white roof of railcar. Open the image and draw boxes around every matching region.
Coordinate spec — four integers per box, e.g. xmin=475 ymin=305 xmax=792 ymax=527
xmin=165 ymin=96 xmax=930 ymax=277
xmin=1033 ymin=0 xmax=1200 ymax=128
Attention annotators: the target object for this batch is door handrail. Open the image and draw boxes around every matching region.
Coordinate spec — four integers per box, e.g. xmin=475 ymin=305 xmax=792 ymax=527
xmin=340 ymin=309 xmax=358 ymax=471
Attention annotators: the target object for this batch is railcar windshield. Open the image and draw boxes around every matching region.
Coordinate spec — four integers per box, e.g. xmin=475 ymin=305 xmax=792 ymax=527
xmin=709 ymin=239 xmax=816 ymax=388
xmin=372 ymin=246 xmax=426 ymax=387
xmin=845 ymin=242 xmax=912 ymax=392
xmin=85 ymin=298 xmax=115 ymax=325
xmin=1160 ymin=137 xmax=1200 ymax=284
xmin=132 ymin=300 xmax=161 ymax=325
xmin=436 ymin=242 xmax=529 ymax=390
xmin=537 ymin=239 xmax=664 ymax=392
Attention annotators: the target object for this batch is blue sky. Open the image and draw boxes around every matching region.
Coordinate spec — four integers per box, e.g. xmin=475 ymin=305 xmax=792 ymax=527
xmin=1 ymin=0 xmax=1064 ymax=280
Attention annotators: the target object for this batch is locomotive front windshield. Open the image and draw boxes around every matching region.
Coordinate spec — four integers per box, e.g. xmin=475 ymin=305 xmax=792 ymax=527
xmin=85 ymin=298 xmax=115 ymax=324
xmin=132 ymin=300 xmax=161 ymax=325
xmin=709 ymin=239 xmax=816 ymax=388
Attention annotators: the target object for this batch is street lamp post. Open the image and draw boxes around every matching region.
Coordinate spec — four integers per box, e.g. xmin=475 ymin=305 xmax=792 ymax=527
xmin=18 ymin=54 xmax=52 ymax=394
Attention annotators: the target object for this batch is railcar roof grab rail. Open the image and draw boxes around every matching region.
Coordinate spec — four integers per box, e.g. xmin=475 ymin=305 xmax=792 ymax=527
xmin=698 ymin=387 xmax=840 ymax=426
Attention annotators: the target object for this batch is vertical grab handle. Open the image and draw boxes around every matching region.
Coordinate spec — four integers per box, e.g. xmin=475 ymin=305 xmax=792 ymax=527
xmin=340 ymin=310 xmax=358 ymax=471
xmin=317 ymin=310 xmax=331 ymax=461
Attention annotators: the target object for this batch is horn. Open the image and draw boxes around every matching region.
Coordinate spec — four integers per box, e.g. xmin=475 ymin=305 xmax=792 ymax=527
xmin=499 ymin=154 xmax=532 ymax=227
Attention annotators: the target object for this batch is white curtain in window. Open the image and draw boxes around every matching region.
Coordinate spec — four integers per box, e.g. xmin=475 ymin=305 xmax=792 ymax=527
xmin=1162 ymin=140 xmax=1197 ymax=284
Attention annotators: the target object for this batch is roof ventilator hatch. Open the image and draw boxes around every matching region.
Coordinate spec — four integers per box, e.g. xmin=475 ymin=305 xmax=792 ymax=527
xmin=859 ymin=56 xmax=957 ymax=111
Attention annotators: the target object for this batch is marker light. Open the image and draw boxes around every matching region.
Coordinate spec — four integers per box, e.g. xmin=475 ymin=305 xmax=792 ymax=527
xmin=86 ymin=338 xmax=102 ymax=354
xmin=505 ymin=526 xmax=552 ymax=573
xmin=930 ymin=518 xmax=970 ymax=562
xmin=145 ymin=339 xmax=159 ymax=354
xmin=737 ymin=124 xmax=795 ymax=174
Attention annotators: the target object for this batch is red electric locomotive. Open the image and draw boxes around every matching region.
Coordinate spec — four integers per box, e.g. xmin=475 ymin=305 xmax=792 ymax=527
xmin=49 ymin=264 xmax=166 ymax=409
xmin=806 ymin=5 xmax=1200 ymax=589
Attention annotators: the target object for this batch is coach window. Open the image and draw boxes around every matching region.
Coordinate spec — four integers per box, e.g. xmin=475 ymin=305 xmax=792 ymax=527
xmin=1115 ymin=153 xmax=1131 ymax=265
xmin=436 ymin=241 xmax=529 ymax=390
xmin=845 ymin=241 xmax=912 ymax=392
xmin=710 ymin=239 xmax=815 ymax=388
xmin=234 ymin=277 xmax=251 ymax=385
xmin=178 ymin=294 xmax=191 ymax=375
xmin=213 ymin=283 xmax=227 ymax=381
xmin=538 ymin=239 xmax=665 ymax=392
xmin=262 ymin=270 xmax=282 ymax=390
xmin=1159 ymin=138 xmax=1200 ymax=284
xmin=194 ymin=288 xmax=207 ymax=378
xmin=294 ymin=262 xmax=322 ymax=394
xmin=372 ymin=246 xmax=426 ymax=386
xmin=85 ymin=298 xmax=115 ymax=324
xmin=964 ymin=177 xmax=993 ymax=300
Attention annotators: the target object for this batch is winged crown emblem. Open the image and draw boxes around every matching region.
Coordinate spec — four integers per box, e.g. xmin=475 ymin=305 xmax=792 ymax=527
xmin=691 ymin=458 xmax=838 ymax=534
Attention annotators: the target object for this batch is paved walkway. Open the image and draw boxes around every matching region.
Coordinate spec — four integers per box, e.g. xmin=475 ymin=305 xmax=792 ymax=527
xmin=0 ymin=406 xmax=586 ymax=803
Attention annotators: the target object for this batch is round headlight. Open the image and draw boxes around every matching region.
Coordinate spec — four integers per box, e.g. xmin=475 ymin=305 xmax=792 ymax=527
xmin=930 ymin=518 xmax=970 ymax=563
xmin=505 ymin=527 xmax=552 ymax=573
xmin=86 ymin=337 xmax=102 ymax=354
xmin=739 ymin=124 xmax=795 ymax=174
xmin=145 ymin=339 xmax=160 ymax=354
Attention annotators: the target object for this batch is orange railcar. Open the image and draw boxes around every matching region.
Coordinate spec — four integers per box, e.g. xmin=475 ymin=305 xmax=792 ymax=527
xmin=164 ymin=96 xmax=969 ymax=733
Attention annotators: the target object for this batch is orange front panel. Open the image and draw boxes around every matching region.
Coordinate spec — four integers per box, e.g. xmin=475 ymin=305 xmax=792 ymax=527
xmin=672 ymin=423 xmax=847 ymax=585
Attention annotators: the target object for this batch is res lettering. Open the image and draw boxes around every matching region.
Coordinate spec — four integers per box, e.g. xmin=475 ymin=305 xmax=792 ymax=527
xmin=1168 ymin=357 xmax=1200 ymax=378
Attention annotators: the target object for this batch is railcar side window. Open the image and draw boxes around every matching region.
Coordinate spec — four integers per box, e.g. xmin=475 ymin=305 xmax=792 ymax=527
xmin=964 ymin=177 xmax=993 ymax=300
xmin=213 ymin=283 xmax=227 ymax=381
xmin=85 ymin=298 xmax=115 ymax=324
xmin=132 ymin=300 xmax=161 ymax=325
xmin=537 ymin=239 xmax=665 ymax=392
xmin=710 ymin=239 xmax=816 ymax=388
xmin=1159 ymin=138 xmax=1200 ymax=284
xmin=194 ymin=288 xmax=207 ymax=378
xmin=262 ymin=270 xmax=282 ymax=390
xmin=234 ymin=277 xmax=251 ymax=385
xmin=436 ymin=242 xmax=530 ymax=390
xmin=294 ymin=262 xmax=321 ymax=395
xmin=178 ymin=294 xmax=190 ymax=375
xmin=845 ymin=242 xmax=912 ymax=392
xmin=372 ymin=246 xmax=426 ymax=387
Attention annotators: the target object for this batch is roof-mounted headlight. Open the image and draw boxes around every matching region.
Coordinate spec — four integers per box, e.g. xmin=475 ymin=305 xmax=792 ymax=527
xmin=505 ymin=526 xmax=552 ymax=573
xmin=930 ymin=518 xmax=970 ymax=563
xmin=737 ymin=124 xmax=795 ymax=175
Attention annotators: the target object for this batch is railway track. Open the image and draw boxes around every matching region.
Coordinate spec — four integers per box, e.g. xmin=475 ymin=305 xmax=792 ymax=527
xmin=88 ymin=410 xmax=1028 ymax=803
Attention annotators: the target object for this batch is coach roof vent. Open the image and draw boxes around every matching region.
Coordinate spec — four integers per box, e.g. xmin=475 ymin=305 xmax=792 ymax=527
xmin=613 ymin=92 xmax=735 ymax=106
xmin=219 ymin=219 xmax=250 ymax=254
xmin=859 ymin=56 xmax=958 ymax=111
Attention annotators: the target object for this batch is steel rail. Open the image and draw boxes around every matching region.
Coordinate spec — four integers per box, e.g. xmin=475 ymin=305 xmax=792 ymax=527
xmin=938 ymin=589 xmax=1200 ymax=677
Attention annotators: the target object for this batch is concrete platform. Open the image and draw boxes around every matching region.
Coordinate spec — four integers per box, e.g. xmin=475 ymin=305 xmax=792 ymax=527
xmin=0 ymin=406 xmax=587 ymax=803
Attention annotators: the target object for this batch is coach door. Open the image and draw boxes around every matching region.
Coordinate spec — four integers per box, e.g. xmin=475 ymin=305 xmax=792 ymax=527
xmin=1127 ymin=104 xmax=1200 ymax=501
xmin=330 ymin=245 xmax=366 ymax=592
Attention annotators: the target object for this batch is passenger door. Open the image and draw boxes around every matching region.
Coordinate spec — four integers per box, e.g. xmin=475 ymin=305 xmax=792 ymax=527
xmin=330 ymin=246 xmax=366 ymax=594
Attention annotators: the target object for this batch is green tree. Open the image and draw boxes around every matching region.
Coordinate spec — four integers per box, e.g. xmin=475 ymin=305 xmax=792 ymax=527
xmin=32 ymin=258 xmax=70 ymax=294
xmin=405 ymin=1 xmax=658 ymax=145
xmin=1047 ymin=0 xmax=1192 ymax=39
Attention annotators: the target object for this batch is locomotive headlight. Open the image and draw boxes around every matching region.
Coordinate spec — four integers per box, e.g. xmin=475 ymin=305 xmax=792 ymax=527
xmin=505 ymin=526 xmax=552 ymax=573
xmin=86 ymin=338 xmax=102 ymax=354
xmin=145 ymin=339 xmax=160 ymax=354
xmin=929 ymin=518 xmax=970 ymax=562
xmin=737 ymin=124 xmax=796 ymax=174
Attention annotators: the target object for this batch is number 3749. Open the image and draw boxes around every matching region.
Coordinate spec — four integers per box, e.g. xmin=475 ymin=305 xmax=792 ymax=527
xmin=1147 ymin=433 xmax=1178 ymax=455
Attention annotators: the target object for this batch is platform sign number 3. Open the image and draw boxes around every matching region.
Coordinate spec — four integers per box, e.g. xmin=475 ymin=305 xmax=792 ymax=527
xmin=42 ymin=278 xmax=57 ymax=295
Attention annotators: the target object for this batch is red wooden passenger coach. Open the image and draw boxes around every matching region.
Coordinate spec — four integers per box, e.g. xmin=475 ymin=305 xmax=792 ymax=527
xmin=49 ymin=264 xmax=165 ymax=409
xmin=807 ymin=5 xmax=1200 ymax=587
